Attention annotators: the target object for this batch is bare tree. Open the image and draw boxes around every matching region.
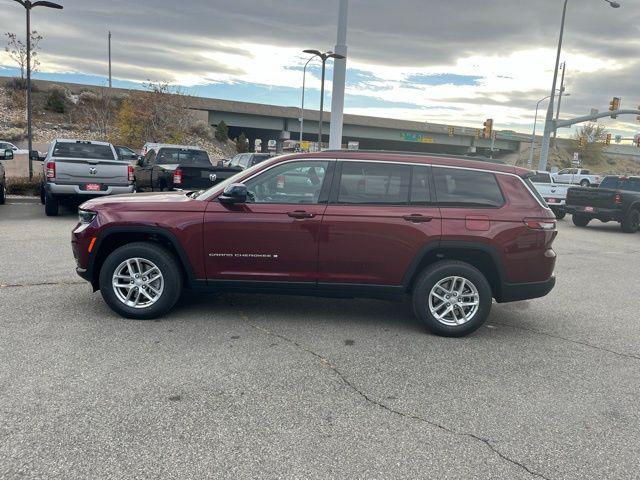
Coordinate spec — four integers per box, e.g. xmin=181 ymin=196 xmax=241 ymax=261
xmin=4 ymin=31 xmax=43 ymax=89
xmin=78 ymin=88 xmax=118 ymax=139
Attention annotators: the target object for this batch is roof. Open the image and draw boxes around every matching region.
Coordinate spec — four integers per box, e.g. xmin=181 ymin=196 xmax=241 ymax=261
xmin=146 ymin=144 xmax=206 ymax=151
xmin=54 ymin=139 xmax=112 ymax=146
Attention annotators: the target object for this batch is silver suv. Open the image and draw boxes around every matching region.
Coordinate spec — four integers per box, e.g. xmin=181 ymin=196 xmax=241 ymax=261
xmin=42 ymin=139 xmax=134 ymax=216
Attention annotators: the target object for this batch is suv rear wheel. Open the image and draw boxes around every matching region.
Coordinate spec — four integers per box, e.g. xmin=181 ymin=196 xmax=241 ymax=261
xmin=99 ymin=242 xmax=183 ymax=319
xmin=412 ymin=261 xmax=492 ymax=337
xmin=621 ymin=209 xmax=640 ymax=233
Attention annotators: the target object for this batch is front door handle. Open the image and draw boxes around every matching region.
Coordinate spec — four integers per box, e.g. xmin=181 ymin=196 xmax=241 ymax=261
xmin=402 ymin=214 xmax=433 ymax=223
xmin=287 ymin=210 xmax=316 ymax=219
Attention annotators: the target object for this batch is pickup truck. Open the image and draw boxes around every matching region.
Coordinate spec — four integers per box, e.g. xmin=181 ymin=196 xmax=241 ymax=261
xmin=565 ymin=175 xmax=640 ymax=232
xmin=134 ymin=144 xmax=239 ymax=192
xmin=530 ymin=171 xmax=569 ymax=219
xmin=0 ymin=147 xmax=15 ymax=205
xmin=42 ymin=139 xmax=134 ymax=216
xmin=552 ymin=168 xmax=602 ymax=187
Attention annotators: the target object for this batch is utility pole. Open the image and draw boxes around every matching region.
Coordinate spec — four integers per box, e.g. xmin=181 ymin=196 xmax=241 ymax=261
xmin=553 ymin=61 xmax=566 ymax=144
xmin=108 ymin=31 xmax=112 ymax=88
xmin=328 ymin=0 xmax=349 ymax=150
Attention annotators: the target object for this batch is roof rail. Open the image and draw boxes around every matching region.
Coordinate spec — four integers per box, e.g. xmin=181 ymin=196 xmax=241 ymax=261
xmin=321 ymin=149 xmax=507 ymax=164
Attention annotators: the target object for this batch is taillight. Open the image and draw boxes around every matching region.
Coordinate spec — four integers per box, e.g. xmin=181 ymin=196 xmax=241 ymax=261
xmin=46 ymin=161 xmax=55 ymax=179
xmin=127 ymin=164 xmax=134 ymax=182
xmin=173 ymin=168 xmax=183 ymax=185
xmin=614 ymin=193 xmax=622 ymax=205
xmin=524 ymin=218 xmax=556 ymax=231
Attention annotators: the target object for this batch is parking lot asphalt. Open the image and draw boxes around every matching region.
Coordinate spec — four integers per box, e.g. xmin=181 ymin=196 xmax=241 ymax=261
xmin=1 ymin=199 xmax=639 ymax=480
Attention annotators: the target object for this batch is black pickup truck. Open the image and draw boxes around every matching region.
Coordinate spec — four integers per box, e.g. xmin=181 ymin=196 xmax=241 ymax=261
xmin=134 ymin=145 xmax=240 ymax=192
xmin=565 ymin=175 xmax=640 ymax=232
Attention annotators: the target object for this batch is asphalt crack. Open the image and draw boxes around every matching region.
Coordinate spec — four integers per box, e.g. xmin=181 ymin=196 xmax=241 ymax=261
xmin=234 ymin=306 xmax=550 ymax=480
xmin=491 ymin=322 xmax=640 ymax=361
xmin=0 ymin=280 xmax=85 ymax=289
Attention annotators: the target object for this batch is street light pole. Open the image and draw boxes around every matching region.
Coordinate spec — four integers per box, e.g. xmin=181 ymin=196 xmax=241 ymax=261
xmin=299 ymin=55 xmax=317 ymax=147
xmin=539 ymin=0 xmax=620 ymax=172
xmin=11 ymin=0 xmax=64 ymax=179
xmin=529 ymin=91 xmax=569 ymax=168
xmin=329 ymin=0 xmax=349 ymax=150
xmin=302 ymin=49 xmax=345 ymax=150
xmin=553 ymin=62 xmax=566 ymax=139
xmin=108 ymin=30 xmax=112 ymax=88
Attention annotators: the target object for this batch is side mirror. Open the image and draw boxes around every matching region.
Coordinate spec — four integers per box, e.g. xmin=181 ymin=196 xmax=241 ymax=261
xmin=29 ymin=150 xmax=39 ymax=161
xmin=3 ymin=149 xmax=14 ymax=160
xmin=136 ymin=156 xmax=144 ymax=167
xmin=218 ymin=183 xmax=247 ymax=204
xmin=217 ymin=159 xmax=225 ymax=167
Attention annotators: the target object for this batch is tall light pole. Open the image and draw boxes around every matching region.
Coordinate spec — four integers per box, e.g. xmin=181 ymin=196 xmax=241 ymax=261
xmin=538 ymin=0 xmax=620 ymax=172
xmin=11 ymin=0 xmax=64 ymax=180
xmin=108 ymin=30 xmax=112 ymax=88
xmin=529 ymin=91 xmax=569 ymax=169
xmin=299 ymin=55 xmax=318 ymax=148
xmin=302 ymin=49 xmax=345 ymax=149
xmin=553 ymin=61 xmax=566 ymax=142
xmin=329 ymin=0 xmax=349 ymax=150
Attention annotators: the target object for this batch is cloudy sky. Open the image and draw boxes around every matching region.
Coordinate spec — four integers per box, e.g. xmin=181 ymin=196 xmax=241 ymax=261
xmin=1 ymin=0 xmax=639 ymax=138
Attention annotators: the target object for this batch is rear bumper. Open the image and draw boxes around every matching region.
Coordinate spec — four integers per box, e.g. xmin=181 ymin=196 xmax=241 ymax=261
xmin=497 ymin=276 xmax=556 ymax=303
xmin=565 ymin=205 xmax=623 ymax=221
xmin=46 ymin=182 xmax=134 ymax=197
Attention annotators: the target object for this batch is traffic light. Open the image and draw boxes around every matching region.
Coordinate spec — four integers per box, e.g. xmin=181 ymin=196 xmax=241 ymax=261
xmin=448 ymin=126 xmax=455 ymax=137
xmin=578 ymin=136 xmax=585 ymax=148
xmin=636 ymin=136 xmax=640 ymax=148
xmin=609 ymin=97 xmax=621 ymax=118
xmin=605 ymin=133 xmax=612 ymax=146
xmin=637 ymin=105 xmax=640 ymax=122
xmin=483 ymin=118 xmax=493 ymax=139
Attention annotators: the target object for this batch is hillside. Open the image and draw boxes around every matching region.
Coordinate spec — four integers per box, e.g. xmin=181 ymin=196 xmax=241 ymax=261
xmin=0 ymin=82 xmax=237 ymax=160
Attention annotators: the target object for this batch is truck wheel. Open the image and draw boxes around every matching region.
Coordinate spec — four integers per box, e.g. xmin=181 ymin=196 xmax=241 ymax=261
xmin=572 ymin=214 xmax=590 ymax=227
xmin=99 ymin=242 xmax=183 ymax=320
xmin=412 ymin=261 xmax=492 ymax=337
xmin=40 ymin=184 xmax=45 ymax=205
xmin=44 ymin=191 xmax=59 ymax=216
xmin=0 ymin=181 xmax=6 ymax=205
xmin=552 ymin=208 xmax=566 ymax=220
xmin=621 ymin=209 xmax=640 ymax=233
xmin=580 ymin=179 xmax=590 ymax=187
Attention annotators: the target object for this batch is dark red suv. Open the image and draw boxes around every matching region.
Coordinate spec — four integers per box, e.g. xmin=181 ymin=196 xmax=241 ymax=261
xmin=72 ymin=151 xmax=557 ymax=337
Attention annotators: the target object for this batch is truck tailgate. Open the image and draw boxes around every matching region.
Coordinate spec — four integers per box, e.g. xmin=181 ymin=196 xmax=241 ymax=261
xmin=53 ymin=157 xmax=130 ymax=185
xmin=179 ymin=165 xmax=239 ymax=189
xmin=566 ymin=187 xmax=618 ymax=208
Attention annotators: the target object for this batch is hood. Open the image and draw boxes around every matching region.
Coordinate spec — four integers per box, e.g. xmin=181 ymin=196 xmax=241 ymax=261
xmin=80 ymin=191 xmax=205 ymax=212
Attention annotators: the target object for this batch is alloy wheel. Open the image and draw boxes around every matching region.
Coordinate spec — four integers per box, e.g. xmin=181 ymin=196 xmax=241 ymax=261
xmin=112 ymin=257 xmax=164 ymax=308
xmin=428 ymin=276 xmax=480 ymax=326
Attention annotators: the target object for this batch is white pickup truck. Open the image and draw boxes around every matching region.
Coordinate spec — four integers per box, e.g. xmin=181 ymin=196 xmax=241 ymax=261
xmin=551 ymin=168 xmax=601 ymax=187
xmin=531 ymin=171 xmax=569 ymax=219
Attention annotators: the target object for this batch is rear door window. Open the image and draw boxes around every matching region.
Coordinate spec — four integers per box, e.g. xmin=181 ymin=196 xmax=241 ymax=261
xmin=410 ymin=166 xmax=432 ymax=204
xmin=434 ymin=167 xmax=504 ymax=208
xmin=336 ymin=161 xmax=410 ymax=205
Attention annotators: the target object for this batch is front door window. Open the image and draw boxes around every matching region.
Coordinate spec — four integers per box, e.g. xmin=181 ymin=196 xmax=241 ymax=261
xmin=244 ymin=161 xmax=328 ymax=204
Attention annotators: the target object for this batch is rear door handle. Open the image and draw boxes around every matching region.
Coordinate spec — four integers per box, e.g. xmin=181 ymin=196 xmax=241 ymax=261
xmin=402 ymin=214 xmax=433 ymax=223
xmin=287 ymin=210 xmax=316 ymax=219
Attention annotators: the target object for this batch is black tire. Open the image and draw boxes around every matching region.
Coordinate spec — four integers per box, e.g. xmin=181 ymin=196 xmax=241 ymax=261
xmin=572 ymin=214 xmax=590 ymax=227
xmin=621 ymin=209 xmax=640 ymax=233
xmin=99 ymin=242 xmax=183 ymax=320
xmin=552 ymin=208 xmax=566 ymax=220
xmin=44 ymin=191 xmax=59 ymax=216
xmin=412 ymin=260 xmax=493 ymax=337
xmin=580 ymin=179 xmax=590 ymax=187
xmin=0 ymin=180 xmax=6 ymax=205
xmin=40 ymin=184 xmax=45 ymax=205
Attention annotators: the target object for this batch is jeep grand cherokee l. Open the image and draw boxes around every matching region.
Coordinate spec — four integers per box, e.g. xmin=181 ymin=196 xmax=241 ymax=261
xmin=72 ymin=151 xmax=557 ymax=337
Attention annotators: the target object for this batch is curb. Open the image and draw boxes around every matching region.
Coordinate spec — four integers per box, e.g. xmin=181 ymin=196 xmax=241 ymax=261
xmin=7 ymin=195 xmax=40 ymax=204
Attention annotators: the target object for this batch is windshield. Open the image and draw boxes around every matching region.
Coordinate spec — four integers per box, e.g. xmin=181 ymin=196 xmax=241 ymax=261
xmin=53 ymin=142 xmax=116 ymax=160
xmin=600 ymin=176 xmax=640 ymax=192
xmin=195 ymin=159 xmax=272 ymax=200
xmin=157 ymin=148 xmax=211 ymax=166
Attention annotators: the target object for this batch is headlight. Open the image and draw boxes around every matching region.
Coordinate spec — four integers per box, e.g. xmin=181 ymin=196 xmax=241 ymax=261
xmin=78 ymin=209 xmax=97 ymax=226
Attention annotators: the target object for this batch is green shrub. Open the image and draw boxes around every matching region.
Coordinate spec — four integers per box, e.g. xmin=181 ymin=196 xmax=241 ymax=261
xmin=6 ymin=177 xmax=42 ymax=196
xmin=0 ymin=127 xmax=26 ymax=142
xmin=235 ymin=132 xmax=249 ymax=153
xmin=45 ymin=89 xmax=66 ymax=113
xmin=215 ymin=120 xmax=229 ymax=142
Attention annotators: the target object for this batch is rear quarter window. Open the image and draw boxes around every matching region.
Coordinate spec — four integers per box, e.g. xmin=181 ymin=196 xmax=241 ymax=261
xmin=499 ymin=175 xmax=541 ymax=208
xmin=434 ymin=167 xmax=504 ymax=208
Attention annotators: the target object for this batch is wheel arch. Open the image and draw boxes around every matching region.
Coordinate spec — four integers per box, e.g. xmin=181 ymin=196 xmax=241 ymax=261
xmin=403 ymin=241 xmax=505 ymax=300
xmin=89 ymin=226 xmax=196 ymax=290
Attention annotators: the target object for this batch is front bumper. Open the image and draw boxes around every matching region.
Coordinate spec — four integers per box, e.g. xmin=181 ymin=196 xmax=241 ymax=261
xmin=497 ymin=276 xmax=556 ymax=303
xmin=46 ymin=182 xmax=134 ymax=197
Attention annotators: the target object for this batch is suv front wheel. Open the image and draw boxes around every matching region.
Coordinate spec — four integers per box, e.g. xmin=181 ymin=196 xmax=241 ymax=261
xmin=412 ymin=261 xmax=492 ymax=337
xmin=99 ymin=242 xmax=183 ymax=319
